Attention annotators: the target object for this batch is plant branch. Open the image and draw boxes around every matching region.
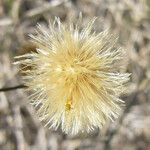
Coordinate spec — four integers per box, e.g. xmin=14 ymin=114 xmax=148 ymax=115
xmin=0 ymin=84 xmax=27 ymax=92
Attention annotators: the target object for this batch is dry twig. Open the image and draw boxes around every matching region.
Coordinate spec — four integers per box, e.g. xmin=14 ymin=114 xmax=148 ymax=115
xmin=24 ymin=0 xmax=69 ymax=19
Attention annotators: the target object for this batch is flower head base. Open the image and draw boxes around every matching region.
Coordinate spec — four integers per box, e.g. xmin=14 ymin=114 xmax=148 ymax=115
xmin=15 ymin=17 xmax=130 ymax=135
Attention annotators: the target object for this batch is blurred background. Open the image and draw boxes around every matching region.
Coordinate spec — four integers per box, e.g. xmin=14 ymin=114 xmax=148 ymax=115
xmin=0 ymin=0 xmax=150 ymax=150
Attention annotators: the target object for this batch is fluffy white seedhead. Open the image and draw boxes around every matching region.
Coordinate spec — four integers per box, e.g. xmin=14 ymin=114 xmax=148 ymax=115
xmin=15 ymin=17 xmax=130 ymax=135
